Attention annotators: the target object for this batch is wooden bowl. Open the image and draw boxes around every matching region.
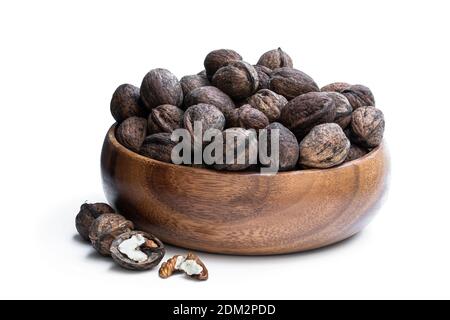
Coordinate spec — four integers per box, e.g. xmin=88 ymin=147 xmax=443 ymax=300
xmin=101 ymin=125 xmax=389 ymax=255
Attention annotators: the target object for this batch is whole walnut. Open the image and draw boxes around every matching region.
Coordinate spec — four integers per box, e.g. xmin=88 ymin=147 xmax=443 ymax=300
xmin=212 ymin=61 xmax=259 ymax=100
xmin=214 ymin=128 xmax=257 ymax=171
xmin=253 ymin=65 xmax=272 ymax=90
xmin=325 ymin=92 xmax=353 ymax=129
xmin=148 ymin=104 xmax=184 ymax=134
xmin=247 ymin=89 xmax=288 ymax=122
xmin=229 ymin=104 xmax=269 ymax=130
xmin=180 ymin=74 xmax=209 ymax=97
xmin=140 ymin=133 xmax=178 ymax=163
xmin=345 ymin=144 xmax=368 ymax=162
xmin=299 ymin=123 xmax=350 ymax=169
xmin=269 ymin=67 xmax=319 ymax=100
xmin=263 ymin=122 xmax=299 ymax=171
xmin=204 ymin=49 xmax=242 ymax=80
xmin=89 ymin=213 xmax=134 ymax=256
xmin=350 ymin=106 xmax=385 ymax=148
xmin=116 ymin=117 xmax=148 ymax=152
xmin=184 ymin=104 xmax=226 ymax=142
xmin=140 ymin=68 xmax=183 ymax=111
xmin=280 ymin=92 xmax=336 ymax=140
xmin=341 ymin=84 xmax=375 ymax=110
xmin=110 ymin=84 xmax=147 ymax=123
xmin=321 ymin=82 xmax=351 ymax=93
xmin=75 ymin=203 xmax=115 ymax=241
xmin=257 ymin=48 xmax=293 ymax=70
xmin=184 ymin=86 xmax=236 ymax=122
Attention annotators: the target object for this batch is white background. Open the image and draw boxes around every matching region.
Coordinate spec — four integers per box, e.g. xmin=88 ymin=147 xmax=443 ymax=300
xmin=1 ymin=0 xmax=449 ymax=300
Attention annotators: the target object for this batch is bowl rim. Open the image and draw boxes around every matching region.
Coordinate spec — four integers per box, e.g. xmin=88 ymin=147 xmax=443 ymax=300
xmin=105 ymin=124 xmax=383 ymax=177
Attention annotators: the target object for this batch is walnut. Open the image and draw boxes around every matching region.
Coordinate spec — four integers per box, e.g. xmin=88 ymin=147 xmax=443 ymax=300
xmin=280 ymin=92 xmax=336 ymax=140
xmin=147 ymin=104 xmax=184 ymax=134
xmin=110 ymin=84 xmax=147 ymax=123
xmin=345 ymin=144 xmax=368 ymax=162
xmin=263 ymin=122 xmax=299 ymax=171
xmin=325 ymin=92 xmax=353 ymax=129
xmin=116 ymin=117 xmax=148 ymax=152
xmin=341 ymin=84 xmax=375 ymax=110
xmin=269 ymin=67 xmax=319 ymax=100
xmin=204 ymin=49 xmax=242 ymax=80
xmin=89 ymin=213 xmax=134 ymax=256
xmin=214 ymin=128 xmax=257 ymax=171
xmin=180 ymin=74 xmax=209 ymax=97
xmin=246 ymin=89 xmax=288 ymax=122
xmin=184 ymin=86 xmax=236 ymax=123
xmin=140 ymin=68 xmax=183 ymax=111
xmin=321 ymin=82 xmax=351 ymax=93
xmin=350 ymin=106 xmax=385 ymax=147
xmin=257 ymin=48 xmax=293 ymax=70
xmin=228 ymin=104 xmax=269 ymax=130
xmin=212 ymin=61 xmax=259 ymax=100
xmin=299 ymin=123 xmax=350 ymax=168
xmin=75 ymin=203 xmax=115 ymax=241
xmin=253 ymin=65 xmax=272 ymax=90
xmin=140 ymin=133 xmax=178 ymax=163
xmin=183 ymin=104 xmax=226 ymax=142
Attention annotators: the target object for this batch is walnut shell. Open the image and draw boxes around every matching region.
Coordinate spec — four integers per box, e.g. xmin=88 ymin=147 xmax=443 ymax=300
xmin=263 ymin=122 xmax=299 ymax=171
xmin=350 ymin=106 xmax=385 ymax=148
xmin=140 ymin=68 xmax=183 ymax=111
xmin=253 ymin=65 xmax=272 ymax=90
xmin=148 ymin=104 xmax=184 ymax=134
xmin=89 ymin=213 xmax=134 ymax=256
xmin=321 ymin=82 xmax=351 ymax=93
xmin=180 ymin=74 xmax=209 ymax=97
xmin=341 ymin=84 xmax=375 ymax=110
xmin=185 ymin=252 xmax=208 ymax=281
xmin=214 ymin=128 xmax=257 ymax=171
xmin=204 ymin=49 xmax=242 ymax=80
xmin=299 ymin=123 xmax=350 ymax=169
xmin=325 ymin=92 xmax=353 ymax=129
xmin=212 ymin=61 xmax=259 ymax=100
xmin=140 ymin=133 xmax=178 ymax=163
xmin=257 ymin=48 xmax=293 ymax=70
xmin=116 ymin=117 xmax=147 ymax=152
xmin=247 ymin=89 xmax=288 ymax=122
xmin=184 ymin=86 xmax=236 ymax=123
xmin=75 ymin=203 xmax=115 ymax=241
xmin=231 ymin=104 xmax=269 ymax=130
xmin=269 ymin=67 xmax=319 ymax=100
xmin=110 ymin=84 xmax=147 ymax=123
xmin=110 ymin=231 xmax=165 ymax=271
xmin=345 ymin=144 xmax=368 ymax=162
xmin=280 ymin=92 xmax=336 ymax=140
xmin=183 ymin=104 xmax=226 ymax=142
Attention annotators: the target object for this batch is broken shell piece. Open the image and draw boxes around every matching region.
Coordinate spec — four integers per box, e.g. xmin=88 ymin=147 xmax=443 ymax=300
xmin=185 ymin=253 xmax=208 ymax=280
xmin=159 ymin=253 xmax=208 ymax=280
xmin=110 ymin=231 xmax=165 ymax=271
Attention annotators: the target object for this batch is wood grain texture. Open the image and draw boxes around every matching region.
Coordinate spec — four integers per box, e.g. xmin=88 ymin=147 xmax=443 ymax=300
xmin=101 ymin=125 xmax=389 ymax=255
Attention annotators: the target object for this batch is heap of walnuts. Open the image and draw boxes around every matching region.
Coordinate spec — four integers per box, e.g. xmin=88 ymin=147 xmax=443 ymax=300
xmin=111 ymin=48 xmax=385 ymax=171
